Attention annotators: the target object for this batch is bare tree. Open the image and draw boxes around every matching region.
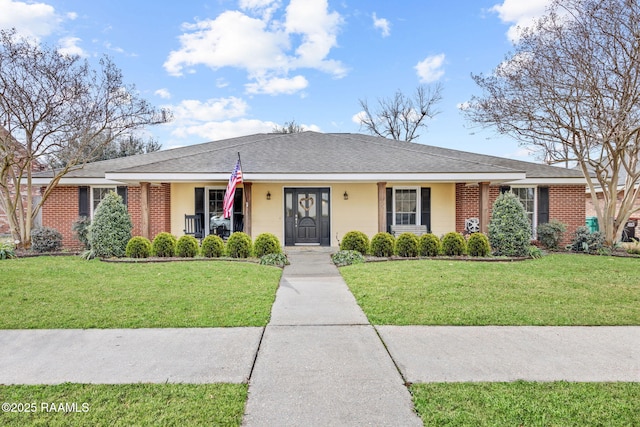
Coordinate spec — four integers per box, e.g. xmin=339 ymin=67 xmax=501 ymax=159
xmin=0 ymin=29 xmax=170 ymax=248
xmin=272 ymin=120 xmax=305 ymax=134
xmin=358 ymin=84 xmax=443 ymax=142
xmin=465 ymin=0 xmax=640 ymax=245
xmin=49 ymin=134 xmax=162 ymax=167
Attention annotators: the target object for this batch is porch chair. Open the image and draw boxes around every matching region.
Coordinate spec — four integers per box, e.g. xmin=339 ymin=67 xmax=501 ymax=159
xmin=184 ymin=214 xmax=204 ymax=242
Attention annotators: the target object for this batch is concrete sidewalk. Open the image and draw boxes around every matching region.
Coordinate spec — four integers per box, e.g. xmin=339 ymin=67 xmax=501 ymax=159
xmin=242 ymin=249 xmax=422 ymax=426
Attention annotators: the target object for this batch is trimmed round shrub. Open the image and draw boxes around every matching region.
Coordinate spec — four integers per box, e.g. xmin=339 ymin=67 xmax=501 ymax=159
xmin=537 ymin=219 xmax=567 ymax=250
xmin=226 ymin=232 xmax=253 ymax=258
xmin=332 ymin=250 xmax=365 ymax=266
xmin=201 ymin=234 xmax=224 ymax=258
xmin=254 ymin=233 xmax=282 ymax=257
xmin=395 ymin=232 xmax=419 ymax=257
xmin=442 ymin=232 xmax=466 ymax=256
xmin=370 ymin=232 xmax=395 ymax=257
xmin=89 ymin=192 xmax=132 ymax=258
xmin=418 ymin=233 xmax=441 ymax=257
xmin=31 ymin=226 xmax=63 ymax=253
xmin=340 ymin=231 xmax=370 ymax=255
xmin=152 ymin=232 xmax=177 ymax=257
xmin=176 ymin=235 xmax=199 ymax=258
xmin=488 ymin=192 xmax=531 ymax=257
xmin=467 ymin=233 xmax=491 ymax=257
xmin=125 ymin=236 xmax=152 ymax=258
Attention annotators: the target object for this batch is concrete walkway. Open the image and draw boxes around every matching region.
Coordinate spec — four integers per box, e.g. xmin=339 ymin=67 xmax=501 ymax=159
xmin=242 ymin=249 xmax=422 ymax=426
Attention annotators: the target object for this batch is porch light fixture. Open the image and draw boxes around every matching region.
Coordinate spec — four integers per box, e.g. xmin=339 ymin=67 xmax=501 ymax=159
xmin=266 ymin=191 xmax=271 ymax=200
xmin=343 ymin=191 xmax=348 ymax=200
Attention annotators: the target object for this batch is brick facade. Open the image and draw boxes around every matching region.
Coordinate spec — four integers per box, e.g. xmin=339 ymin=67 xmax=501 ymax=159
xmin=456 ymin=183 xmax=585 ymax=246
xmin=42 ymin=184 xmax=171 ymax=249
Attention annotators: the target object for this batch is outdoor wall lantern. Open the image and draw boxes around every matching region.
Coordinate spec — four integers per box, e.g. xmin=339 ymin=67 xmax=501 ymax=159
xmin=343 ymin=191 xmax=348 ymax=200
xmin=266 ymin=191 xmax=271 ymax=200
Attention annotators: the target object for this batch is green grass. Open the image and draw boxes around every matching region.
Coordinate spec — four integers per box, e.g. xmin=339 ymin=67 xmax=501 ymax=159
xmin=340 ymin=254 xmax=640 ymax=325
xmin=0 ymin=383 xmax=246 ymax=426
xmin=411 ymin=381 xmax=640 ymax=426
xmin=0 ymin=257 xmax=281 ymax=329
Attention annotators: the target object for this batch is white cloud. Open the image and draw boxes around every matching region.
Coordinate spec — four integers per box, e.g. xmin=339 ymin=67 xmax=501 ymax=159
xmin=490 ymin=0 xmax=551 ymax=41
xmin=57 ymin=36 xmax=86 ymax=57
xmin=372 ymin=12 xmax=390 ymax=37
xmin=170 ymin=118 xmax=277 ymax=141
xmin=245 ymin=74 xmax=308 ymax=95
xmin=155 ymin=88 xmax=172 ymax=99
xmin=415 ymin=53 xmax=446 ymax=83
xmin=171 ymin=97 xmax=249 ymax=125
xmin=0 ymin=0 xmax=61 ymax=39
xmin=351 ymin=110 xmax=367 ymax=125
xmin=164 ymin=0 xmax=346 ymax=94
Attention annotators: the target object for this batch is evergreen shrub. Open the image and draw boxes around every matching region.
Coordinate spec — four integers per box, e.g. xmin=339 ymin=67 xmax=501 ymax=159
xmin=467 ymin=233 xmax=491 ymax=257
xmin=418 ymin=233 xmax=441 ymax=257
xmin=201 ymin=235 xmax=224 ymax=258
xmin=125 ymin=236 xmax=152 ymax=258
xmin=88 ymin=192 xmax=132 ymax=258
xmin=176 ymin=235 xmax=199 ymax=258
xmin=254 ymin=233 xmax=282 ymax=257
xmin=395 ymin=232 xmax=419 ymax=257
xmin=370 ymin=232 xmax=395 ymax=257
xmin=537 ymin=219 xmax=567 ymax=250
xmin=31 ymin=227 xmax=63 ymax=253
xmin=340 ymin=231 xmax=370 ymax=255
xmin=442 ymin=232 xmax=466 ymax=256
xmin=152 ymin=232 xmax=177 ymax=257
xmin=488 ymin=192 xmax=531 ymax=257
xmin=226 ymin=232 xmax=253 ymax=258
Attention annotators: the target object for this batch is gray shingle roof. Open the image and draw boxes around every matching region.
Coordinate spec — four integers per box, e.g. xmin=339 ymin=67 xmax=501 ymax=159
xmin=34 ymin=132 xmax=585 ymax=181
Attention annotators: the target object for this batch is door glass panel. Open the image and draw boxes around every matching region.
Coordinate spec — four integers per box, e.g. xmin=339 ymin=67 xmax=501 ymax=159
xmin=209 ymin=189 xmax=230 ymax=236
xmin=298 ymin=193 xmax=316 ymax=220
xmin=321 ymin=191 xmax=329 ymax=217
xmin=286 ymin=192 xmax=293 ymax=217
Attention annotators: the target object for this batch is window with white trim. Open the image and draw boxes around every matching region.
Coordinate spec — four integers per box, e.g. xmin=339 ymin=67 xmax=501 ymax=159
xmin=510 ymin=187 xmax=537 ymax=235
xmin=394 ymin=188 xmax=419 ymax=225
xmin=91 ymin=187 xmax=116 ymax=216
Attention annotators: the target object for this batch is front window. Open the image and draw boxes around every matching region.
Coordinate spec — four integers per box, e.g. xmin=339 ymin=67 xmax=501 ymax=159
xmin=395 ymin=188 xmax=418 ymax=225
xmin=92 ymin=187 xmax=116 ymax=216
xmin=207 ymin=188 xmax=231 ymax=236
xmin=510 ymin=187 xmax=536 ymax=235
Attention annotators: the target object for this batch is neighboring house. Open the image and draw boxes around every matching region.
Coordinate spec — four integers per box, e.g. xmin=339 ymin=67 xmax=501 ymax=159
xmin=32 ymin=132 xmax=587 ymax=249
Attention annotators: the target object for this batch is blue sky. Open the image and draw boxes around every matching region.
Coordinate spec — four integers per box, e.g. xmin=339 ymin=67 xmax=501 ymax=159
xmin=1 ymin=0 xmax=552 ymax=159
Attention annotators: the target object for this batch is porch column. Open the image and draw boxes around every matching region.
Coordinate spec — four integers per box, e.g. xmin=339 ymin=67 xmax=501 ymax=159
xmin=377 ymin=182 xmax=387 ymax=233
xmin=479 ymin=182 xmax=490 ymax=234
xmin=140 ymin=182 xmax=150 ymax=239
xmin=244 ymin=182 xmax=252 ymax=237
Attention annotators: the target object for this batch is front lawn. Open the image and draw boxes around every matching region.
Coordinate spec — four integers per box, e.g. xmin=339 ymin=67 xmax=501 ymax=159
xmin=0 ymin=383 xmax=246 ymax=426
xmin=411 ymin=381 xmax=640 ymax=426
xmin=0 ymin=257 xmax=281 ymax=329
xmin=340 ymin=254 xmax=640 ymax=325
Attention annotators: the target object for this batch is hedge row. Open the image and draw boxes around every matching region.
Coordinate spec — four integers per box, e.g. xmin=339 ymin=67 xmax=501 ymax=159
xmin=124 ymin=231 xmax=283 ymax=259
xmin=339 ymin=231 xmax=491 ymax=257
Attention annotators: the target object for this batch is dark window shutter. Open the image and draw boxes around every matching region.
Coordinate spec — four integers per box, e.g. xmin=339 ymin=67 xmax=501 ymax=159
xmin=195 ymin=187 xmax=205 ymax=227
xmin=117 ymin=186 xmax=128 ymax=207
xmin=421 ymin=187 xmax=431 ymax=232
xmin=537 ymin=187 xmax=549 ymax=225
xmin=499 ymin=186 xmax=511 ymax=194
xmin=386 ymin=188 xmax=393 ymax=233
xmin=78 ymin=186 xmax=89 ymax=217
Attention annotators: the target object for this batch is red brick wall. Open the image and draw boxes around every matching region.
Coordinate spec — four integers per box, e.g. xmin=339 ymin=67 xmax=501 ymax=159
xmin=456 ymin=183 xmax=585 ymax=246
xmin=42 ymin=183 xmax=172 ymax=249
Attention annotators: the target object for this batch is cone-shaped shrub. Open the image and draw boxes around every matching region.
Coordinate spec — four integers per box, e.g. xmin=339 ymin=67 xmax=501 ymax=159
xmin=89 ymin=192 xmax=132 ymax=258
xmin=488 ymin=192 xmax=531 ymax=257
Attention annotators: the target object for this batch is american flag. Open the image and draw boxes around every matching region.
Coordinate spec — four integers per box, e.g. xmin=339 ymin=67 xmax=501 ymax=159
xmin=223 ymin=158 xmax=243 ymax=219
